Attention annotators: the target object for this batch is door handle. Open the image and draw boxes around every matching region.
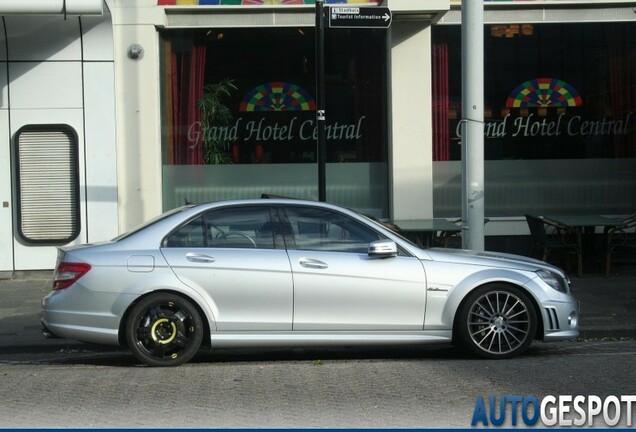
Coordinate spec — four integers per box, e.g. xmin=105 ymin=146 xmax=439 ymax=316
xmin=299 ymin=258 xmax=328 ymax=269
xmin=186 ymin=253 xmax=215 ymax=263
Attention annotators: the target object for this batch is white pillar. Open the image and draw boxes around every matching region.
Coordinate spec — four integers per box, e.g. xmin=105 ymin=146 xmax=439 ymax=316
xmin=389 ymin=21 xmax=434 ymax=221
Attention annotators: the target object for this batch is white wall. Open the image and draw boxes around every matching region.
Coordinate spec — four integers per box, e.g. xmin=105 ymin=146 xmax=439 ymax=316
xmin=0 ymin=20 xmax=12 ymax=271
xmin=5 ymin=15 xmax=85 ymax=270
xmin=389 ymin=21 xmax=434 ymax=221
xmin=82 ymin=11 xmax=119 ymax=243
xmin=112 ymin=4 xmax=164 ymax=232
xmin=0 ymin=10 xmax=117 ymax=270
xmin=388 ymin=0 xmax=449 ymax=222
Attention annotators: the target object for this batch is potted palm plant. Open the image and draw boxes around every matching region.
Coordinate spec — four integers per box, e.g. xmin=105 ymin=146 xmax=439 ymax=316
xmin=198 ymin=78 xmax=237 ymax=164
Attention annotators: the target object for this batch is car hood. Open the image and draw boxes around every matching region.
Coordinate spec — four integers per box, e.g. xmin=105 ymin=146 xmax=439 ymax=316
xmin=423 ymin=247 xmax=567 ymax=276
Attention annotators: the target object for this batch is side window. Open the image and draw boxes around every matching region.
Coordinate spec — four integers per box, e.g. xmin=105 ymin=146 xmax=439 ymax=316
xmin=164 ymin=216 xmax=206 ymax=248
xmin=284 ymin=206 xmax=381 ymax=253
xmin=205 ymin=206 xmax=273 ymax=249
xmin=165 ymin=206 xmax=274 ymax=249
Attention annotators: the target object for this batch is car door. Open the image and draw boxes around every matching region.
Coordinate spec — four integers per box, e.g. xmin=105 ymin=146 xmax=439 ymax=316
xmin=161 ymin=205 xmax=293 ymax=331
xmin=281 ymin=205 xmax=427 ymax=331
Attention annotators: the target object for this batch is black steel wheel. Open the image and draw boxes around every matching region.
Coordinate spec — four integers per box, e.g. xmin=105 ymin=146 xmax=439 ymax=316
xmin=126 ymin=293 xmax=203 ymax=367
xmin=458 ymin=285 xmax=537 ymax=359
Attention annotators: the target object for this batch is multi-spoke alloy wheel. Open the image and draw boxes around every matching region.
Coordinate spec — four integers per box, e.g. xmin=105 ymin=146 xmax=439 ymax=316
xmin=458 ymin=285 xmax=537 ymax=359
xmin=126 ymin=293 xmax=203 ymax=367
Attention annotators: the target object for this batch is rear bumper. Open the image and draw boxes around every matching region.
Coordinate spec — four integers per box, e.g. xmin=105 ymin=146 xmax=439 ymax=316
xmin=41 ymin=321 xmax=62 ymax=339
xmin=41 ymin=286 xmax=137 ymax=346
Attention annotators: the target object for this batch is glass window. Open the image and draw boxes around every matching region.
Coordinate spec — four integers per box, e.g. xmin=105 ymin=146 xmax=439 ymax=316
xmin=165 ymin=215 xmax=207 ymax=248
xmin=283 ymin=206 xmax=381 ymax=253
xmin=165 ymin=206 xmax=274 ymax=249
xmin=15 ymin=125 xmax=80 ymax=244
xmin=432 ymin=22 xmax=636 ymax=217
xmin=159 ymin=27 xmax=389 ymax=218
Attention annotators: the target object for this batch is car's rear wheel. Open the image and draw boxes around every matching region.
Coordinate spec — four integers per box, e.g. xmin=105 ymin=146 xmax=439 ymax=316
xmin=458 ymin=284 xmax=537 ymax=359
xmin=126 ymin=293 xmax=203 ymax=367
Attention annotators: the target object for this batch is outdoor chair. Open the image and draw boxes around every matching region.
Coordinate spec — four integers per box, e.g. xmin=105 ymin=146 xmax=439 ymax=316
xmin=525 ymin=214 xmax=583 ymax=277
xmin=435 ymin=218 xmax=489 ymax=249
xmin=604 ymin=217 xmax=636 ymax=276
xmin=434 ymin=218 xmax=462 ymax=248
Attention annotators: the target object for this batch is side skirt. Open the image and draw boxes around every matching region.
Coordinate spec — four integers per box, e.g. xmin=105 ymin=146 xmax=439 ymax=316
xmin=209 ymin=331 xmax=452 ymax=348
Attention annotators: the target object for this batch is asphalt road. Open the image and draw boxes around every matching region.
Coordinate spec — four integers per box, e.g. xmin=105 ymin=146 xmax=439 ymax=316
xmin=1 ymin=339 xmax=635 ymax=428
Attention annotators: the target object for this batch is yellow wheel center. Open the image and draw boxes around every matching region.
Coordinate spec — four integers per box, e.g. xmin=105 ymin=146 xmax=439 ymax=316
xmin=150 ymin=318 xmax=177 ymax=344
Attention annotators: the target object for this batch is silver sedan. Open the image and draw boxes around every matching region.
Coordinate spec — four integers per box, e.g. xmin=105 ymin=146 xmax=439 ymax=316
xmin=42 ymin=199 xmax=579 ymax=366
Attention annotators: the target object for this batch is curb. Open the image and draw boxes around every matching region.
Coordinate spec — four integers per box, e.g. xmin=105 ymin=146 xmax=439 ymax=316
xmin=578 ymin=327 xmax=636 ymax=340
xmin=0 ymin=270 xmax=53 ymax=281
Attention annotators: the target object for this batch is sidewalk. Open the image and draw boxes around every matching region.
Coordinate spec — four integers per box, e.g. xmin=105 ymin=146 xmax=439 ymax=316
xmin=0 ymin=266 xmax=635 ymax=351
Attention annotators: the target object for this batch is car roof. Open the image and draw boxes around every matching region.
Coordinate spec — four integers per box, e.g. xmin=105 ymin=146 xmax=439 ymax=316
xmin=187 ymin=198 xmax=374 ymax=218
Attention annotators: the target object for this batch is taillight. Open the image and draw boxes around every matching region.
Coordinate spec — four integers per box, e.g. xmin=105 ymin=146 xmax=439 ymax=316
xmin=53 ymin=262 xmax=92 ymax=290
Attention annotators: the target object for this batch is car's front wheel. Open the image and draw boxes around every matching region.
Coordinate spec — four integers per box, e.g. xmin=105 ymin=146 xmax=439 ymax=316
xmin=126 ymin=293 xmax=204 ymax=367
xmin=458 ymin=284 xmax=537 ymax=359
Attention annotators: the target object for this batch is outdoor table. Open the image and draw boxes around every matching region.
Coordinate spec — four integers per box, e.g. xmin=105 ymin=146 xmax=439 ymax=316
xmin=543 ymin=215 xmax=626 ymax=272
xmin=543 ymin=215 xmax=625 ymax=230
xmin=392 ymin=218 xmax=462 ymax=247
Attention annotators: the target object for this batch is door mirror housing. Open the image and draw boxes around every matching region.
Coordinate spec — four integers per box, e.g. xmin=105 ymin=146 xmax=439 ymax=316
xmin=368 ymin=240 xmax=398 ymax=258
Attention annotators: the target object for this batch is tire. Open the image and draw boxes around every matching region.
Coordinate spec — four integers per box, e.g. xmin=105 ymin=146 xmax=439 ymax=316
xmin=457 ymin=284 xmax=537 ymax=359
xmin=126 ymin=293 xmax=204 ymax=367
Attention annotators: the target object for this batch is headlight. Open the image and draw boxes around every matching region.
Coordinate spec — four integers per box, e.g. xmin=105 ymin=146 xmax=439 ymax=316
xmin=536 ymin=270 xmax=568 ymax=293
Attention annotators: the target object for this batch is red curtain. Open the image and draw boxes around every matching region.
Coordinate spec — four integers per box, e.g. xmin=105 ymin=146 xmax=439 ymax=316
xmin=608 ymin=31 xmax=635 ymax=158
xmin=172 ymin=41 xmax=207 ymax=165
xmin=432 ymin=43 xmax=450 ymax=161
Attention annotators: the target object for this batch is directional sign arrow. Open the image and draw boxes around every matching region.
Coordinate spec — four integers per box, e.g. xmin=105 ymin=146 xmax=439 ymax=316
xmin=328 ymin=6 xmax=392 ymax=29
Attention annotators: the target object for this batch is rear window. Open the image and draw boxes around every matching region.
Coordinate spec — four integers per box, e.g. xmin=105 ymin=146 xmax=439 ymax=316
xmin=113 ymin=205 xmax=194 ymax=241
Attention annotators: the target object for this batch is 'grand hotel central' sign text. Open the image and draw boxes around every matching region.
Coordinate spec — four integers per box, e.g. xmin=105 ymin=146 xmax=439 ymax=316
xmin=464 ymin=112 xmax=633 ymax=139
xmin=188 ymin=116 xmax=366 ymax=145
xmin=187 ymin=111 xmax=632 ymax=145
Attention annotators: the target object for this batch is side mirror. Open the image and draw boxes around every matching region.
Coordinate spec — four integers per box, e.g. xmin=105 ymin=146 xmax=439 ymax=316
xmin=368 ymin=240 xmax=398 ymax=258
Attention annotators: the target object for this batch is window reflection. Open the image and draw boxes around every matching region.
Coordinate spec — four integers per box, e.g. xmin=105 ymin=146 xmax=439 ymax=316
xmin=432 ymin=22 xmax=636 ymax=217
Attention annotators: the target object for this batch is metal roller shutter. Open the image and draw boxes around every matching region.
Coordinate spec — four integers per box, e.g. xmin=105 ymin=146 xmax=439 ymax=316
xmin=16 ymin=125 xmax=80 ymax=244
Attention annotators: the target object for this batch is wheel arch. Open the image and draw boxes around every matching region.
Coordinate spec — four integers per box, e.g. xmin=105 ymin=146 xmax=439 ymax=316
xmin=450 ymin=281 xmax=544 ymax=344
xmin=118 ymin=289 xmax=213 ymax=348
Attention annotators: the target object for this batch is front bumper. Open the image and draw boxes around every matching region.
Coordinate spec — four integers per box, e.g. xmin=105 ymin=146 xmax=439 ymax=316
xmin=542 ymin=298 xmax=580 ymax=341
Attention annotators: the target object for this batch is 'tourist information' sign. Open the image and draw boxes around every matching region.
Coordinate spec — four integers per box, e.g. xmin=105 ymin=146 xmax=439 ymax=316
xmin=328 ymin=6 xmax=392 ymax=29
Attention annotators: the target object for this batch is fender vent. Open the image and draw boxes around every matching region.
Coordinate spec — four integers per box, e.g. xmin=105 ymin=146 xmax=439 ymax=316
xmin=545 ymin=307 xmax=560 ymax=331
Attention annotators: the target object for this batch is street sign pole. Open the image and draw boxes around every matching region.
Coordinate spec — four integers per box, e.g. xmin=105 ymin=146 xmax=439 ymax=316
xmin=315 ymin=4 xmax=391 ymax=203
xmin=315 ymin=0 xmax=327 ymax=202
